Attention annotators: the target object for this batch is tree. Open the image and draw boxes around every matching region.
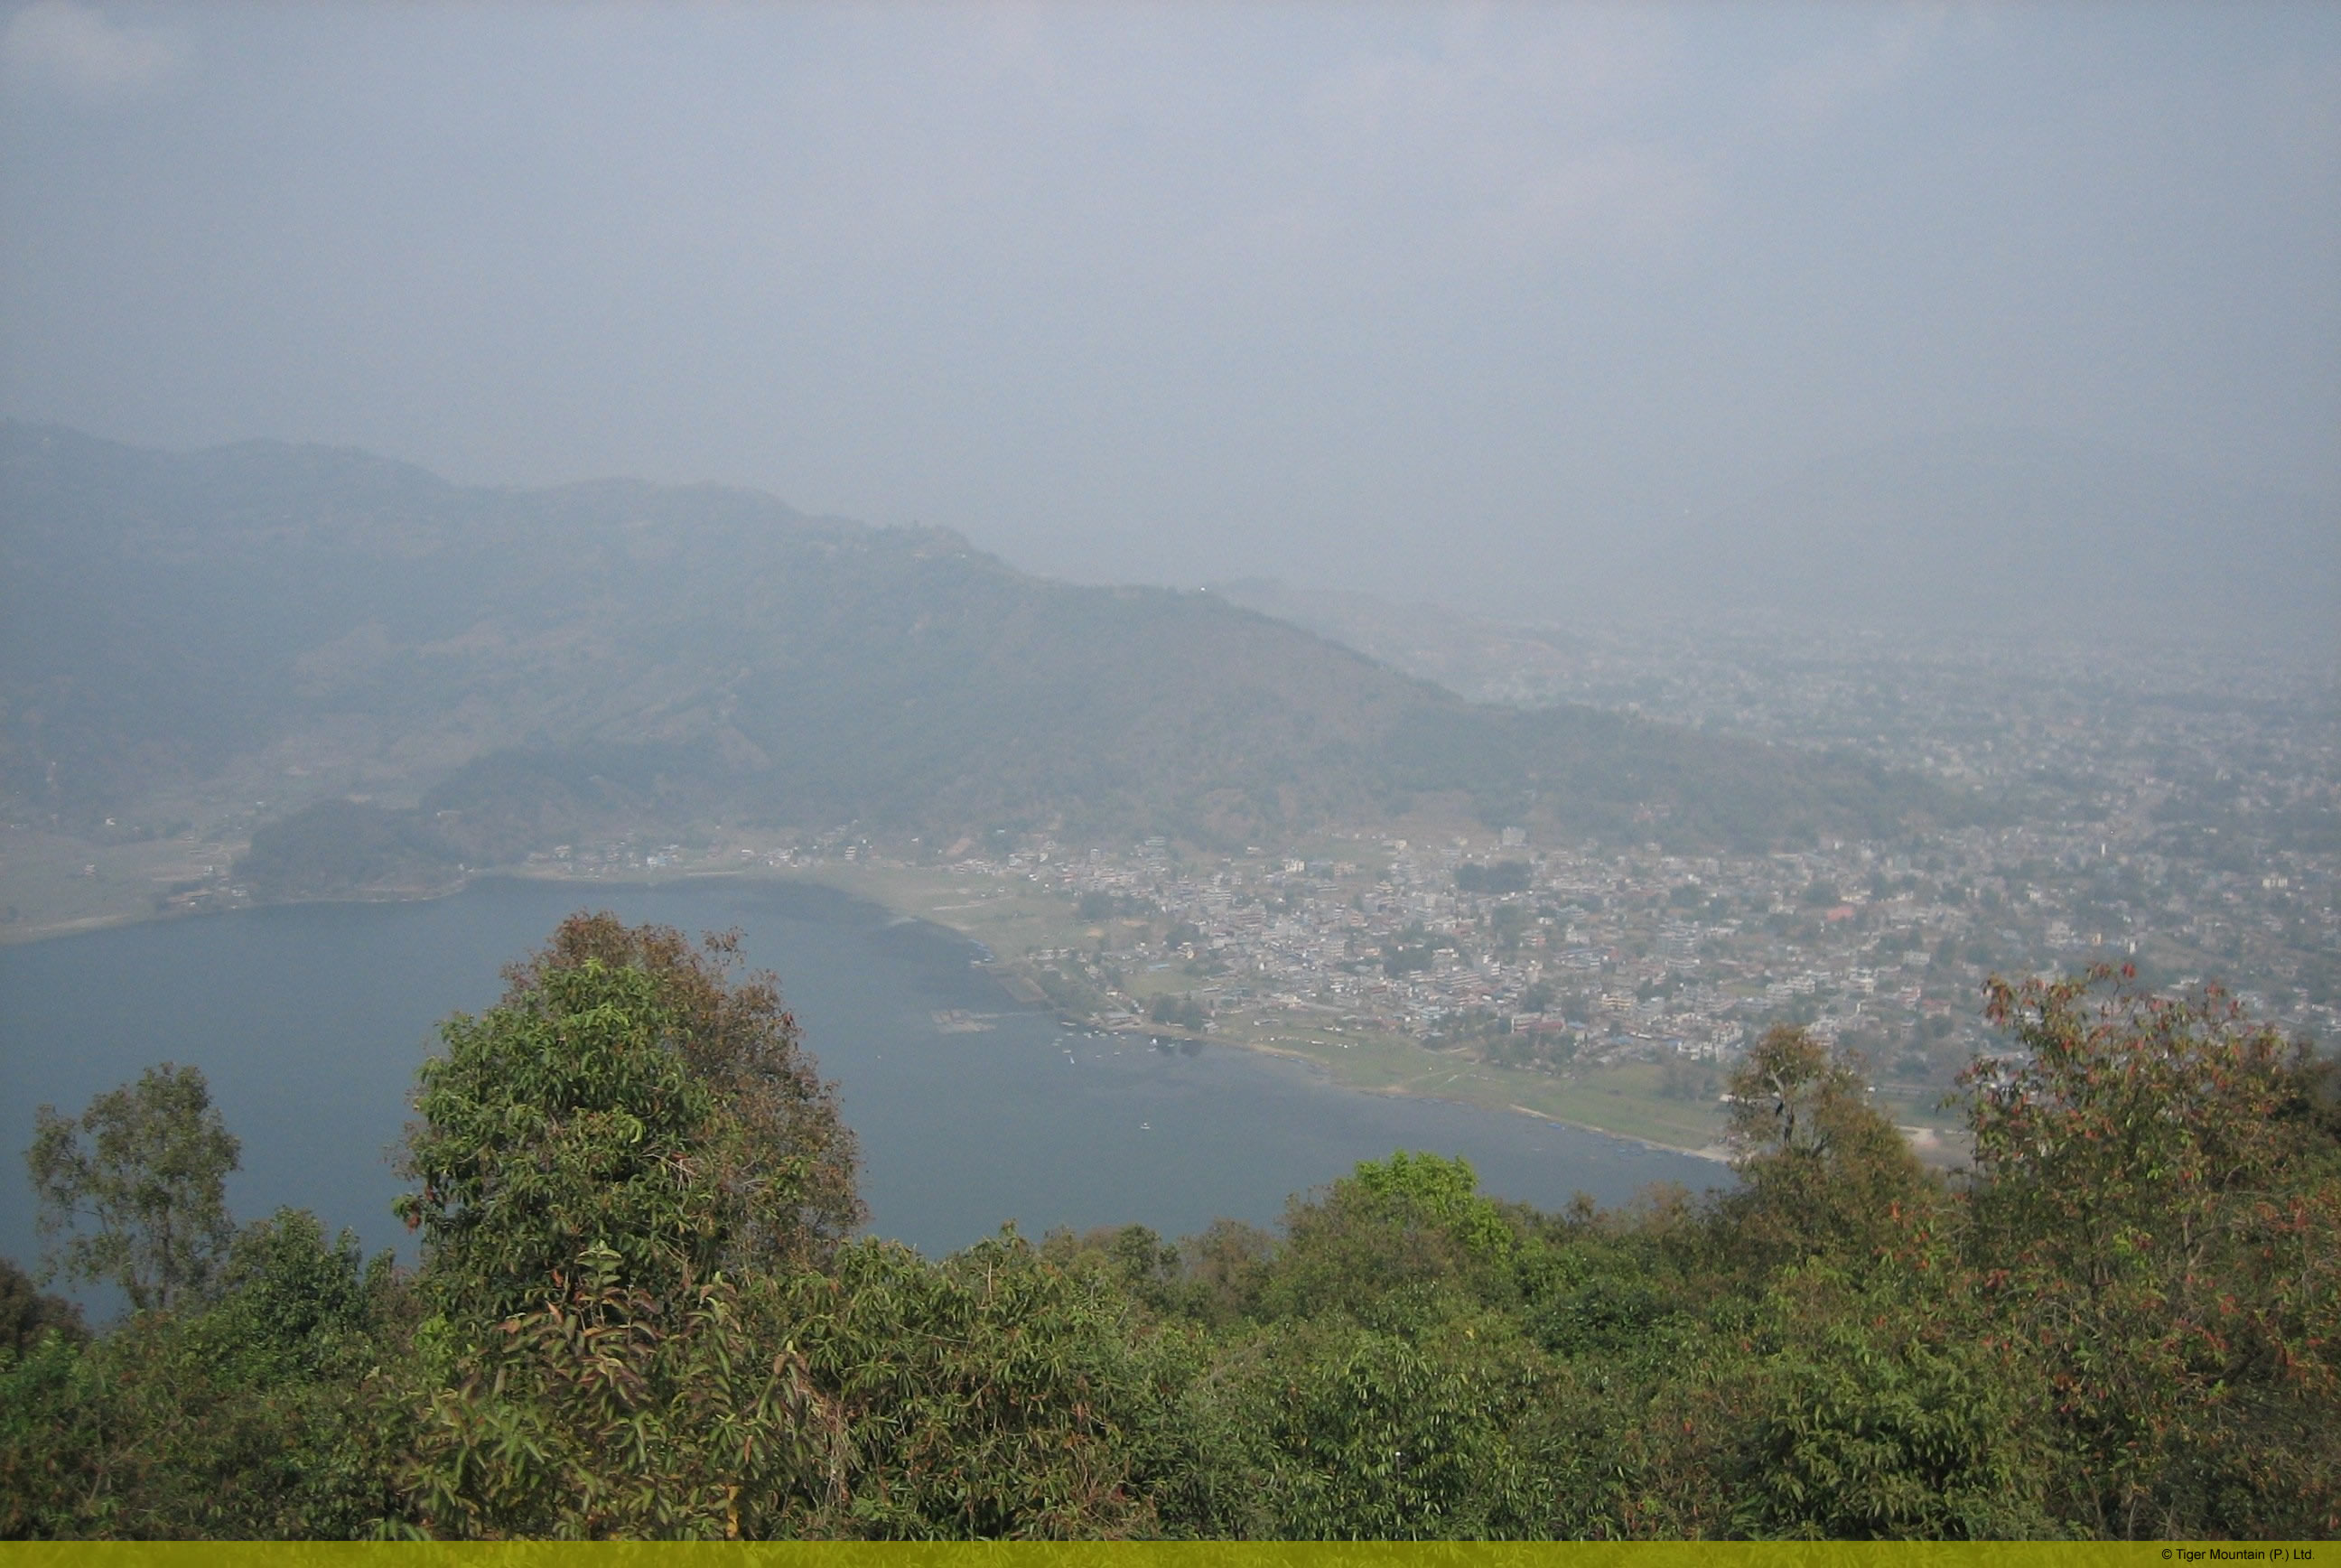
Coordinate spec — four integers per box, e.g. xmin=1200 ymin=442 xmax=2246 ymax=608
xmin=395 ymin=1239 xmax=838 ymax=1539
xmin=1962 ymin=966 xmax=2341 ymax=1536
xmin=1642 ymin=1256 xmax=2058 ymax=1541
xmin=396 ymin=913 xmax=863 ymax=1325
xmin=1257 ymin=1152 xmax=1518 ymax=1323
xmin=27 ymin=1063 xmax=241 ymax=1313
xmin=1230 ymin=1311 xmax=1553 ymax=1538
xmin=493 ymin=913 xmax=863 ymax=1271
xmin=0 ymin=1255 xmax=86 ymax=1358
xmin=0 ymin=1209 xmax=409 ymax=1540
xmin=1717 ymin=1025 xmax=1938 ymax=1277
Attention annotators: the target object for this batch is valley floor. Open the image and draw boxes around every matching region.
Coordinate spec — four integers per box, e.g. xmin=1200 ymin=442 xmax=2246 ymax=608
xmin=774 ymin=854 xmax=1973 ymax=1167
xmin=708 ymin=858 xmax=1751 ymax=1162
xmin=0 ymin=824 xmax=1973 ymax=1163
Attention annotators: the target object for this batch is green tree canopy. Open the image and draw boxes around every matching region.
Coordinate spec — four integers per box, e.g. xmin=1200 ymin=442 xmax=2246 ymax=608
xmin=28 ymin=1063 xmax=242 ymax=1313
xmin=1720 ymin=1024 xmax=1939 ymax=1275
xmin=1963 ymin=966 xmax=2341 ymax=1536
xmin=396 ymin=913 xmax=862 ymax=1325
xmin=0 ymin=1256 xmax=86 ymax=1358
xmin=14 ymin=928 xmax=2337 ymax=1540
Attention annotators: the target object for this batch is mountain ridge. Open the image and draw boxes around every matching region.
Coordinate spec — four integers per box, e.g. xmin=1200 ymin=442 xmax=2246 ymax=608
xmin=0 ymin=423 xmax=1972 ymax=897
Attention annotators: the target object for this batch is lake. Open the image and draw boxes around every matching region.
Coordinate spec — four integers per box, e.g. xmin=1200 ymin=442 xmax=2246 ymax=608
xmin=0 ymin=876 xmax=1722 ymax=1295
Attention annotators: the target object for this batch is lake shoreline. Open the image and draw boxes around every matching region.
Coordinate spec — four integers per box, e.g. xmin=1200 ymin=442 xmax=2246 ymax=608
xmin=1 ymin=861 xmax=1739 ymax=1165
xmin=525 ymin=864 xmax=1741 ymax=1164
xmin=4 ymin=875 xmax=1726 ymax=1273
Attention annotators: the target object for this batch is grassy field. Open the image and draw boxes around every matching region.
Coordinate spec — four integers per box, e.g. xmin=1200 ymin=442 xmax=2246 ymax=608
xmin=1215 ymin=1014 xmax=1735 ymax=1156
xmin=0 ymin=824 xmax=249 ymax=942
xmin=788 ymin=860 xmax=1113 ymax=959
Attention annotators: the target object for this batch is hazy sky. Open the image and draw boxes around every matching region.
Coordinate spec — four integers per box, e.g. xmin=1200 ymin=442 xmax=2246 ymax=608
xmin=4 ymin=2 xmax=2336 ymax=610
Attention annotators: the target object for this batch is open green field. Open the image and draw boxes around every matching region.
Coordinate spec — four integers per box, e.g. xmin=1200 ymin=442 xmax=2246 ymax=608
xmin=1213 ymin=1013 xmax=1736 ymax=1156
xmin=782 ymin=860 xmax=1114 ymax=960
xmin=0 ymin=824 xmax=248 ymax=942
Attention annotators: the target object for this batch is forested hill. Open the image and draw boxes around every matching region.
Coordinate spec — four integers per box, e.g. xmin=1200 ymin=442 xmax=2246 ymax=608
xmin=3 ymin=423 xmax=1968 ymax=877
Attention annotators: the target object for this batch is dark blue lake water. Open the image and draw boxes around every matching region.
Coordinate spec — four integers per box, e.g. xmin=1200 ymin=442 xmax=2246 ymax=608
xmin=0 ymin=876 xmax=1721 ymax=1295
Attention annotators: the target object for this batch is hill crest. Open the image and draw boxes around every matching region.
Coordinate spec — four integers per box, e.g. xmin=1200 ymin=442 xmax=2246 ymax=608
xmin=0 ymin=423 xmax=1971 ymax=896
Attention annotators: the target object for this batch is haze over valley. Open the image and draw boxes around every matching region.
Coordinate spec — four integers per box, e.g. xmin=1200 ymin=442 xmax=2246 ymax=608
xmin=3 ymin=419 xmax=2333 ymax=1154
xmin=3 ymin=3 xmax=2338 ymax=1541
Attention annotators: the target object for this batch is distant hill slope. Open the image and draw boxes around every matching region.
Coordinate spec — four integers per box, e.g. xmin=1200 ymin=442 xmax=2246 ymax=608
xmin=1212 ymin=579 xmax=1587 ymax=708
xmin=1 ymin=423 xmax=1970 ymax=870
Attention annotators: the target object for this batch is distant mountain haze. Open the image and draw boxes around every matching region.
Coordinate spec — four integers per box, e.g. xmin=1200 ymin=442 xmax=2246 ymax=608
xmin=2 ymin=423 xmax=1970 ymax=893
xmin=1590 ymin=430 xmax=2338 ymax=649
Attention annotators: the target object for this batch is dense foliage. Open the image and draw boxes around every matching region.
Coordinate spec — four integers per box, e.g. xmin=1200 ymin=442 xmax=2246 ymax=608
xmin=28 ymin=1062 xmax=241 ymax=1313
xmin=5 ymin=923 xmax=2335 ymax=1539
xmin=396 ymin=915 xmax=863 ymax=1325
